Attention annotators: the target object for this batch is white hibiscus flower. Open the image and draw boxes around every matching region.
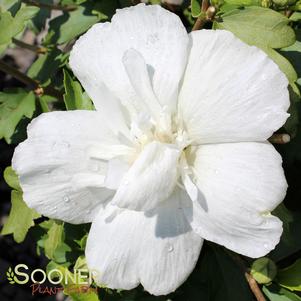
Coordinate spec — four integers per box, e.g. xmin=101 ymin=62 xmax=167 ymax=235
xmin=12 ymin=3 xmax=289 ymax=296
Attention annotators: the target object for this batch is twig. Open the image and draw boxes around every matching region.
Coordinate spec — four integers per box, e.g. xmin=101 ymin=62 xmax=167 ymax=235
xmin=285 ymin=10 xmax=293 ymax=18
xmin=22 ymin=0 xmax=77 ymax=11
xmin=192 ymin=2 xmax=216 ymax=31
xmin=268 ymin=133 xmax=290 ymax=144
xmin=224 ymin=250 xmax=266 ymax=301
xmin=0 ymin=60 xmax=63 ymax=100
xmin=12 ymin=38 xmax=47 ymax=54
xmin=245 ymin=272 xmax=267 ymax=301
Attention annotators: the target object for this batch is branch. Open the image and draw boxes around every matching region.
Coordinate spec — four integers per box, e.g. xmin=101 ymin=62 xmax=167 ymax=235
xmin=22 ymin=0 xmax=77 ymax=11
xmin=268 ymin=133 xmax=290 ymax=144
xmin=12 ymin=38 xmax=47 ymax=54
xmin=192 ymin=1 xmax=216 ymax=31
xmin=245 ymin=272 xmax=267 ymax=301
xmin=0 ymin=60 xmax=63 ymax=100
xmin=225 ymin=250 xmax=266 ymax=301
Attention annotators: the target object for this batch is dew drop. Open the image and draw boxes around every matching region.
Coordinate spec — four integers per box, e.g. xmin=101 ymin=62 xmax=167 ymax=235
xmin=53 ymin=206 xmax=57 ymax=211
xmin=63 ymin=196 xmax=70 ymax=203
xmin=86 ymin=209 xmax=91 ymax=214
xmin=124 ymin=180 xmax=129 ymax=185
xmin=261 ymin=74 xmax=267 ymax=80
xmin=214 ymin=169 xmax=219 ymax=174
xmin=167 ymin=244 xmax=174 ymax=253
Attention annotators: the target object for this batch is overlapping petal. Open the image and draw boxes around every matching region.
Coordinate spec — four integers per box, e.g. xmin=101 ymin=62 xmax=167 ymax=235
xmin=12 ymin=111 xmax=128 ymax=224
xmin=178 ymin=30 xmax=290 ymax=144
xmin=69 ymin=3 xmax=189 ymax=115
xmin=182 ymin=142 xmax=287 ymax=257
xmin=111 ymin=141 xmax=180 ymax=211
xmin=86 ymin=190 xmax=203 ymax=295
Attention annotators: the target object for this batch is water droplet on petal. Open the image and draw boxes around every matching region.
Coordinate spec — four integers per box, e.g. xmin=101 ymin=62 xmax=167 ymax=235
xmin=63 ymin=196 xmax=70 ymax=203
xmin=53 ymin=206 xmax=57 ymax=211
xmin=167 ymin=244 xmax=174 ymax=253
xmin=214 ymin=169 xmax=219 ymax=174
xmin=86 ymin=209 xmax=91 ymax=215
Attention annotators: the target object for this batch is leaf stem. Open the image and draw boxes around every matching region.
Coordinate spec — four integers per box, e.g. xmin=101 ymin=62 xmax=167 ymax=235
xmin=0 ymin=60 xmax=63 ymax=100
xmin=12 ymin=38 xmax=47 ymax=54
xmin=22 ymin=0 xmax=77 ymax=12
xmin=192 ymin=1 xmax=216 ymax=31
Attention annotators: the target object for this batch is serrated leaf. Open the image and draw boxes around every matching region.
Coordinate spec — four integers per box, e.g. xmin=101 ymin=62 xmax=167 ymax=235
xmin=44 ymin=3 xmax=101 ymax=45
xmin=44 ymin=220 xmax=65 ymax=260
xmin=277 ymin=259 xmax=301 ymax=291
xmin=4 ymin=166 xmax=21 ymax=191
xmin=0 ymin=89 xmax=36 ymax=143
xmin=1 ymin=190 xmax=40 ymax=243
xmin=0 ymin=0 xmax=21 ymax=15
xmin=0 ymin=6 xmax=39 ymax=51
xmin=263 ymin=284 xmax=301 ymax=301
xmin=27 ymin=48 xmax=68 ymax=84
xmin=214 ymin=7 xmax=296 ymax=49
xmin=63 ymin=69 xmax=93 ymax=110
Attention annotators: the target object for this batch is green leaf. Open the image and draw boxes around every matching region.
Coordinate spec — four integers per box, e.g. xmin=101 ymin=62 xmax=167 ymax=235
xmin=277 ymin=259 xmax=301 ymax=291
xmin=1 ymin=190 xmax=40 ymax=243
xmin=0 ymin=6 xmax=39 ymax=51
xmin=191 ymin=0 xmax=202 ymax=18
xmin=27 ymin=48 xmax=68 ymax=84
xmin=63 ymin=69 xmax=93 ymax=110
xmin=270 ymin=204 xmax=301 ymax=262
xmin=0 ymin=0 xmax=21 ymax=15
xmin=0 ymin=89 xmax=36 ymax=143
xmin=223 ymin=0 xmax=261 ymax=6
xmin=290 ymin=12 xmax=301 ymax=22
xmin=44 ymin=3 xmax=102 ymax=45
xmin=284 ymin=86 xmax=300 ymax=137
xmin=44 ymin=220 xmax=65 ymax=260
xmin=3 ymin=166 xmax=21 ymax=191
xmin=174 ymin=244 xmax=253 ymax=301
xmin=74 ymin=255 xmax=87 ymax=270
xmin=280 ymin=30 xmax=301 ymax=81
xmin=262 ymin=47 xmax=298 ymax=84
xmin=214 ymin=7 xmax=296 ymax=49
xmin=263 ymin=284 xmax=301 ymax=301
xmin=251 ymin=257 xmax=277 ymax=284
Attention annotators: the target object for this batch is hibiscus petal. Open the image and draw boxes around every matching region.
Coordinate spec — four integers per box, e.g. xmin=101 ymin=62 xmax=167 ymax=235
xmin=111 ymin=141 xmax=180 ymax=211
xmin=69 ymin=4 xmax=188 ymax=115
xmin=12 ymin=111 xmax=127 ymax=224
xmin=86 ymin=190 xmax=203 ymax=295
xmin=178 ymin=30 xmax=289 ymax=144
xmin=183 ymin=142 xmax=287 ymax=258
